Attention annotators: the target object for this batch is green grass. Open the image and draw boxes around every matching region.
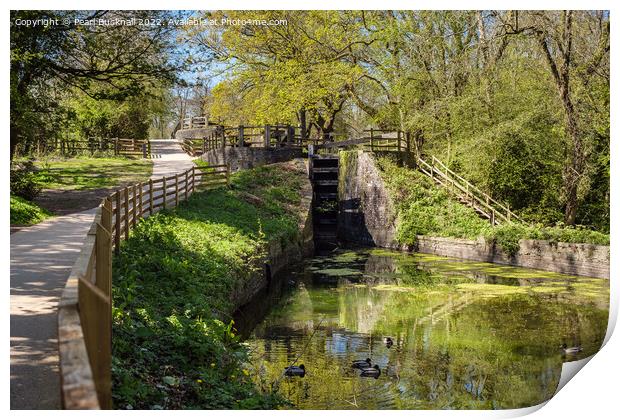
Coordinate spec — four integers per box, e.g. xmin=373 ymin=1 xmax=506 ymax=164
xmin=112 ymin=162 xmax=306 ymax=409
xmin=373 ymin=155 xmax=609 ymax=254
xmin=10 ymin=194 xmax=52 ymax=225
xmin=30 ymin=156 xmax=153 ymax=190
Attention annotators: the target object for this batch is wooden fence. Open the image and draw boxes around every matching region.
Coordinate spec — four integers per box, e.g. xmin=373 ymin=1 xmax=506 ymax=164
xmin=417 ymin=155 xmax=522 ymax=225
xmin=181 ymin=116 xmax=208 ymax=129
xmin=18 ymin=137 xmax=151 ymax=158
xmin=58 ymin=163 xmax=230 ymax=409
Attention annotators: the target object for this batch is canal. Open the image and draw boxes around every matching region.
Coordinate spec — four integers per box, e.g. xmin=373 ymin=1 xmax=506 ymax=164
xmin=235 ymin=247 xmax=609 ymax=409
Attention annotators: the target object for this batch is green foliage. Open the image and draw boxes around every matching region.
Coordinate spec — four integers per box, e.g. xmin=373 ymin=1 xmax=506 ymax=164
xmin=112 ymin=163 xmax=306 ymax=409
xmin=10 ymin=194 xmax=52 ymax=225
xmin=65 ymin=90 xmax=164 ymax=140
xmin=10 ymin=10 xmax=179 ymax=158
xmin=375 ymin=155 xmax=491 ymax=242
xmin=489 ymin=223 xmax=610 ymax=256
xmin=375 ymin=155 xmax=609 ymax=255
xmin=10 ymin=160 xmax=43 ymax=200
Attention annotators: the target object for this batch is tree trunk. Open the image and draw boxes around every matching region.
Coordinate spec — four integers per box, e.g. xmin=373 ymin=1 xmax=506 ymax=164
xmin=297 ymin=108 xmax=307 ymax=139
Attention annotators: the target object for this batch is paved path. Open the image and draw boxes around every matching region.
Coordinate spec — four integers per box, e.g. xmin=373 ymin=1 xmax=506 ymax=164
xmin=10 ymin=139 xmax=193 ymax=409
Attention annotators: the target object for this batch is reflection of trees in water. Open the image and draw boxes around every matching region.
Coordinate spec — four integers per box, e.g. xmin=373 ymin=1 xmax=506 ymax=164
xmin=244 ymin=249 xmax=608 ymax=409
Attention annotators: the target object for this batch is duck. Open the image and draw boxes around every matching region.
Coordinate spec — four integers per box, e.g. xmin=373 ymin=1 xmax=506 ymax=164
xmin=284 ymin=364 xmax=306 ymax=377
xmin=360 ymin=364 xmax=381 ymax=378
xmin=561 ymin=344 xmax=583 ymax=355
xmin=384 ymin=337 xmax=394 ymax=348
xmin=351 ymin=358 xmax=372 ymax=369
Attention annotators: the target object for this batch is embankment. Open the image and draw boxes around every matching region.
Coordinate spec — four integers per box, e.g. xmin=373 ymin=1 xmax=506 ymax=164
xmin=111 ymin=160 xmax=312 ymax=409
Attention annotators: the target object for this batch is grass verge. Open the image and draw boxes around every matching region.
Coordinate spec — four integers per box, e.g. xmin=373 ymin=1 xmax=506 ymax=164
xmin=10 ymin=194 xmax=52 ymax=226
xmin=375 ymin=156 xmax=609 ymax=254
xmin=112 ymin=162 xmax=307 ymax=409
xmin=31 ymin=156 xmax=153 ymax=190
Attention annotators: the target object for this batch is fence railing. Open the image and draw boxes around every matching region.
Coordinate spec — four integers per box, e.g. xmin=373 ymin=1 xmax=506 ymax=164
xmin=181 ymin=116 xmax=208 ymax=130
xmin=58 ymin=163 xmax=230 ymax=409
xmin=17 ymin=137 xmax=151 ymax=158
xmin=417 ymin=155 xmax=522 ymax=225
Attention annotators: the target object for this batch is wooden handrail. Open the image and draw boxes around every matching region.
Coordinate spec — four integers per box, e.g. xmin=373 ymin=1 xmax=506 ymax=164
xmin=58 ymin=162 xmax=231 ymax=409
xmin=417 ymin=155 xmax=520 ymax=224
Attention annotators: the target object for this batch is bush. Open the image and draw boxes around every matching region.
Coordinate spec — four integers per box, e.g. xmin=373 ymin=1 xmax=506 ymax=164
xmin=10 ymin=160 xmax=42 ymax=200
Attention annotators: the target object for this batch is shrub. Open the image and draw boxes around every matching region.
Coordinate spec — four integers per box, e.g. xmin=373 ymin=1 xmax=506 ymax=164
xmin=10 ymin=160 xmax=42 ymax=200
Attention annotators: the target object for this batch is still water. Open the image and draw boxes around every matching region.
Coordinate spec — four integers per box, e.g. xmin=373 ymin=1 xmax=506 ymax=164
xmin=237 ymin=248 xmax=609 ymax=409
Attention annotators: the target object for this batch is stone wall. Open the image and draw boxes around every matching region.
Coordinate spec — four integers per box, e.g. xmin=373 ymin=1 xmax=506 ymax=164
xmin=337 ymin=150 xmax=610 ymax=279
xmin=230 ymin=159 xmax=314 ymax=308
xmin=414 ymin=236 xmax=609 ymax=279
xmin=200 ymin=146 xmax=303 ymax=172
xmin=337 ymin=150 xmax=399 ymax=247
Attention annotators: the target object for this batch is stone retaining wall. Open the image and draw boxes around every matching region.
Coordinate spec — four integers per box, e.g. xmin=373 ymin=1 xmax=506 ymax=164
xmin=201 ymin=146 xmax=303 ymax=172
xmin=337 ymin=150 xmax=610 ymax=279
xmin=414 ymin=236 xmax=609 ymax=279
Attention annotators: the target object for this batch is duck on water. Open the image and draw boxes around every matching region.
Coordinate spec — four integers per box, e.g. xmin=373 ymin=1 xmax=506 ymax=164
xmin=351 ymin=358 xmax=372 ymax=369
xmin=561 ymin=344 xmax=583 ymax=355
xmin=360 ymin=365 xmax=381 ymax=378
xmin=284 ymin=364 xmax=306 ymax=377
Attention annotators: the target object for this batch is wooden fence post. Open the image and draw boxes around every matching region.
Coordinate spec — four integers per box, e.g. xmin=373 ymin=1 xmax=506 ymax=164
xmin=287 ymin=125 xmax=294 ymax=146
xmin=226 ymin=164 xmax=230 ymax=186
xmin=142 ymin=143 xmax=147 ymax=159
xmin=264 ymin=125 xmax=271 ymax=148
xmin=115 ymin=191 xmax=121 ymax=252
xmin=191 ymin=167 xmax=196 ymax=193
xmin=138 ymin=182 xmax=143 ymax=219
xmin=123 ymin=187 xmax=129 ymax=240
xmin=131 ymin=185 xmax=137 ymax=228
xmin=184 ymin=171 xmax=189 ymax=201
xmin=148 ymin=179 xmax=154 ymax=216
xmin=370 ymin=128 xmax=374 ymax=151
xmin=175 ymin=174 xmax=180 ymax=207
xmin=163 ymin=177 xmax=167 ymax=210
xmin=238 ymin=125 xmax=244 ymax=147
xmin=95 ymin=222 xmax=112 ymax=298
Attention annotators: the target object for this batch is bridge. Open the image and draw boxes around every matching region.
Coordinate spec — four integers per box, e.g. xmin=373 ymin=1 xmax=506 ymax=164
xmin=176 ymin=119 xmax=520 ymax=225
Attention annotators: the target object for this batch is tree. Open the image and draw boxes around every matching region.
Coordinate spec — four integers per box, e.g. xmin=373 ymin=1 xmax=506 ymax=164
xmin=190 ymin=11 xmax=368 ymax=138
xmin=10 ymin=10 xmax=180 ymax=159
xmin=499 ymin=11 xmax=610 ymax=224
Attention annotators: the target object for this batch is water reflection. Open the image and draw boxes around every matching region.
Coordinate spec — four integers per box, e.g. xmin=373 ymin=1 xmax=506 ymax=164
xmin=239 ymin=248 xmax=609 ymax=409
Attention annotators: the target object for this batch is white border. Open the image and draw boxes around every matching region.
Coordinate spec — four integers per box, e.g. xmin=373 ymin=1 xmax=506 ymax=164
xmin=3 ymin=1 xmax=617 ymax=419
